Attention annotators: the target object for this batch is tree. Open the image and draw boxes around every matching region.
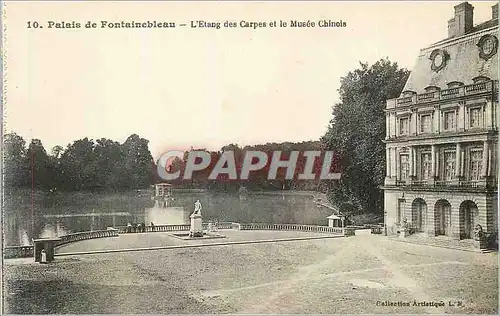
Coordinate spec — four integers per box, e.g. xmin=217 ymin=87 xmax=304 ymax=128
xmin=4 ymin=132 xmax=29 ymax=190
xmin=94 ymin=138 xmax=125 ymax=190
xmin=59 ymin=138 xmax=96 ymax=190
xmin=321 ymin=59 xmax=410 ymax=215
xmin=27 ymin=139 xmax=52 ymax=190
xmin=122 ymin=134 xmax=154 ymax=189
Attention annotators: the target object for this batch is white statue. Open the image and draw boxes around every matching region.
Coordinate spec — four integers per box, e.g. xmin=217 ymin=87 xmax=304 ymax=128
xmin=194 ymin=200 xmax=202 ymax=215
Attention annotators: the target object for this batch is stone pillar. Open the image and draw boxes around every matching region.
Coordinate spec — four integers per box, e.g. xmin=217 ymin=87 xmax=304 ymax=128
xmin=386 ymin=148 xmax=391 ymax=177
xmin=386 ymin=114 xmax=390 ymax=139
xmin=458 ymin=102 xmax=465 ymax=131
xmin=395 ymin=148 xmax=399 ymax=181
xmin=412 ymin=112 xmax=418 ymax=135
xmin=431 ymin=145 xmax=436 ymax=178
xmin=455 ymin=143 xmax=462 ymax=177
xmin=392 ymin=148 xmax=397 ymax=179
xmin=426 ymin=206 xmax=436 ymax=237
xmin=434 ymin=106 xmax=440 ymax=134
xmin=33 ymin=238 xmax=61 ymax=263
xmin=488 ymin=145 xmax=492 ymax=177
xmin=409 ymin=146 xmax=414 ymax=177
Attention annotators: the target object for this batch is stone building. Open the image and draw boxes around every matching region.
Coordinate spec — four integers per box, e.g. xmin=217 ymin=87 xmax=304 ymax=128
xmin=383 ymin=2 xmax=498 ymax=244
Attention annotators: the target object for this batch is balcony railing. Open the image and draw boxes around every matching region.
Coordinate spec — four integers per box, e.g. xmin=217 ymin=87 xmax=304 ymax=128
xmin=392 ymin=179 xmax=492 ymax=189
xmin=386 ymin=80 xmax=498 ymax=109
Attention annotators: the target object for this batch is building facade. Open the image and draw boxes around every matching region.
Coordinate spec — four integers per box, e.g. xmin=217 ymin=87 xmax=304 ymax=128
xmin=383 ymin=2 xmax=498 ymax=244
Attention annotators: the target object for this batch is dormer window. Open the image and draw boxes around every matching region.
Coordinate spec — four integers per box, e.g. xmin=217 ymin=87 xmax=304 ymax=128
xmin=472 ymin=76 xmax=490 ymax=83
xmin=424 ymin=86 xmax=441 ymax=93
xmin=446 ymin=81 xmax=464 ymax=89
xmin=401 ymin=90 xmax=417 ymax=98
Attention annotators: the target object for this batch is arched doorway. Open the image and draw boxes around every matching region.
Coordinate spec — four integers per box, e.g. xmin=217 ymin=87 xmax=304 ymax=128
xmin=434 ymin=200 xmax=451 ymax=236
xmin=411 ymin=198 xmax=427 ymax=233
xmin=459 ymin=201 xmax=478 ymax=239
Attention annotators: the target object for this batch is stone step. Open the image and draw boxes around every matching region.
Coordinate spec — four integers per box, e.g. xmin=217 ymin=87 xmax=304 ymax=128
xmin=389 ymin=236 xmax=490 ymax=253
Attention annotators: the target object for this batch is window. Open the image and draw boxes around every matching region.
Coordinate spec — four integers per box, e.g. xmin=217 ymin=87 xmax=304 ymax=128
xmin=399 ymin=117 xmax=409 ymax=135
xmin=444 ymin=111 xmax=456 ymax=131
xmin=469 ymin=107 xmax=482 ymax=128
xmin=400 ymin=154 xmax=409 ymax=180
xmin=420 ymin=114 xmax=432 ymax=133
xmin=421 ymin=152 xmax=432 ymax=180
xmin=444 ymin=151 xmax=456 ymax=180
xmin=469 ymin=149 xmax=483 ymax=180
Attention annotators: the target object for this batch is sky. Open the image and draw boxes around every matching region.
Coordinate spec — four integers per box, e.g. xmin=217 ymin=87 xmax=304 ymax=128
xmin=3 ymin=1 xmax=497 ymax=159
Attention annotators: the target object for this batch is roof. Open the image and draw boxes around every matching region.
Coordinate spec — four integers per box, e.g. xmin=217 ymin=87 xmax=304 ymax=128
xmin=327 ymin=213 xmax=343 ymax=220
xmin=156 ymin=183 xmax=172 ymax=186
xmin=401 ymin=20 xmax=498 ymax=95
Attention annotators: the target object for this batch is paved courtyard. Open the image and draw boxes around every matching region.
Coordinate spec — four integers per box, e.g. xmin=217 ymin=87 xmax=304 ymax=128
xmin=3 ymin=231 xmax=498 ymax=314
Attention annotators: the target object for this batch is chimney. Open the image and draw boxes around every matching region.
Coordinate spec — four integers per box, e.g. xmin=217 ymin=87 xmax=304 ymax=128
xmin=449 ymin=2 xmax=474 ymax=37
xmin=448 ymin=18 xmax=457 ymax=37
xmin=493 ymin=3 xmax=498 ymax=20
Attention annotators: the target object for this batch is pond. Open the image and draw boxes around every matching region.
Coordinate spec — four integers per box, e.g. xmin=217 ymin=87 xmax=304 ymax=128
xmin=3 ymin=190 xmax=333 ymax=246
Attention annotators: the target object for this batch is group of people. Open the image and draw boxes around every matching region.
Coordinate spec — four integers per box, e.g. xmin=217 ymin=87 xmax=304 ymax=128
xmin=126 ymin=222 xmax=153 ymax=233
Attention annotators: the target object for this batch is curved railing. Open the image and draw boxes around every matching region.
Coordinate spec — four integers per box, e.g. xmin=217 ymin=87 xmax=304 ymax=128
xmin=236 ymin=223 xmax=344 ymax=234
xmin=55 ymin=229 xmax=119 ymax=247
xmin=115 ymin=222 xmax=235 ymax=233
xmin=113 ymin=222 xmax=346 ymax=235
xmin=4 ymin=229 xmax=120 ymax=259
xmin=5 ymin=222 xmax=347 ymax=259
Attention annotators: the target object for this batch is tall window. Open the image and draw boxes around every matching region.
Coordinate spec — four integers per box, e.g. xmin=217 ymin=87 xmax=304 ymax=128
xmin=444 ymin=111 xmax=456 ymax=131
xmin=399 ymin=117 xmax=409 ymax=135
xmin=444 ymin=151 xmax=456 ymax=180
xmin=400 ymin=154 xmax=409 ymax=180
xmin=469 ymin=149 xmax=483 ymax=180
xmin=420 ymin=115 xmax=432 ymax=133
xmin=469 ymin=107 xmax=482 ymax=128
xmin=421 ymin=152 xmax=432 ymax=180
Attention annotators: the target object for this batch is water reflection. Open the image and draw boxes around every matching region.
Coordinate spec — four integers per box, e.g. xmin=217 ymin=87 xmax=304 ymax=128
xmin=39 ymin=223 xmax=69 ymax=239
xmin=145 ymin=207 xmax=188 ymax=225
xmin=5 ymin=192 xmax=332 ymax=246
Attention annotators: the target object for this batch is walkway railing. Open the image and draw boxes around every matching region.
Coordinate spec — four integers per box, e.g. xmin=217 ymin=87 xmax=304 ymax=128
xmin=4 ymin=229 xmax=120 ymax=259
xmin=236 ymin=223 xmax=344 ymax=234
xmin=116 ymin=222 xmax=238 ymax=233
xmin=5 ymin=222 xmax=345 ymax=259
xmin=4 ymin=245 xmax=34 ymax=259
xmin=56 ymin=229 xmax=119 ymax=247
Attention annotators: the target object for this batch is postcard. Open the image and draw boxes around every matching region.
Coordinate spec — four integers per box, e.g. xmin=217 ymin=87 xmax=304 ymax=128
xmin=2 ymin=1 xmax=498 ymax=314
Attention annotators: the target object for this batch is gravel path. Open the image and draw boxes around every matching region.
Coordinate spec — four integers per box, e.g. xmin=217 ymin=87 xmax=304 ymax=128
xmin=3 ymin=232 xmax=498 ymax=314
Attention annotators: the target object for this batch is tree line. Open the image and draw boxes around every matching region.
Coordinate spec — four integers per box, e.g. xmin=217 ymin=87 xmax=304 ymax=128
xmin=3 ymin=132 xmax=327 ymax=193
xmin=4 ymin=58 xmax=409 ymax=215
xmin=4 ymin=133 xmax=155 ymax=192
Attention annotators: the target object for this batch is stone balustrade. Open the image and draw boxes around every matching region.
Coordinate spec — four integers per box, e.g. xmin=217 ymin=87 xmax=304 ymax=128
xmin=236 ymin=223 xmax=344 ymax=234
xmin=56 ymin=229 xmax=119 ymax=247
xmin=4 ymin=229 xmax=120 ymax=259
xmin=5 ymin=222 xmax=347 ymax=259
xmin=4 ymin=245 xmax=35 ymax=259
xmin=386 ymin=80 xmax=498 ymax=109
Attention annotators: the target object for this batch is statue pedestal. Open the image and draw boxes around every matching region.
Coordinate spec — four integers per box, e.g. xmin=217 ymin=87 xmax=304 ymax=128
xmin=473 ymin=237 xmax=487 ymax=250
xmin=399 ymin=228 xmax=410 ymax=238
xmin=190 ymin=213 xmax=203 ymax=237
